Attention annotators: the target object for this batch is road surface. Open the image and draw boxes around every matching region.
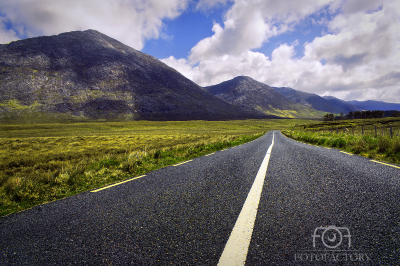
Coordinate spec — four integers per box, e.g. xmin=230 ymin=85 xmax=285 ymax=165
xmin=1 ymin=131 xmax=399 ymax=265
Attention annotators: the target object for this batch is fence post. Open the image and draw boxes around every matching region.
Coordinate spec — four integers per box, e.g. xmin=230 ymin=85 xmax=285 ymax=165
xmin=375 ymin=125 xmax=377 ymax=137
xmin=336 ymin=127 xmax=338 ymax=134
xmin=382 ymin=126 xmax=383 ymax=136
xmin=362 ymin=125 xmax=364 ymax=136
xmin=390 ymin=126 xmax=393 ymax=138
xmin=352 ymin=127 xmax=354 ymax=135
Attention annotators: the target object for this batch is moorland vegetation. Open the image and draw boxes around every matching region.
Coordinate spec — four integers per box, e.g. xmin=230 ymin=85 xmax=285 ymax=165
xmin=0 ymin=119 xmax=312 ymax=217
xmin=282 ymin=117 xmax=400 ymax=164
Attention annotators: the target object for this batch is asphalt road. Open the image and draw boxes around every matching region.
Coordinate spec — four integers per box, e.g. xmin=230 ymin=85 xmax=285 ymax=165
xmin=1 ymin=131 xmax=399 ymax=265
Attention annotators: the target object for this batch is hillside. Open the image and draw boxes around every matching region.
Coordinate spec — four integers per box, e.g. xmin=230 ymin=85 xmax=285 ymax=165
xmin=273 ymin=87 xmax=361 ymax=113
xmin=0 ymin=30 xmax=269 ymax=121
xmin=322 ymin=96 xmax=362 ymax=113
xmin=347 ymin=100 xmax=400 ymax=111
xmin=204 ymin=76 xmax=326 ymax=118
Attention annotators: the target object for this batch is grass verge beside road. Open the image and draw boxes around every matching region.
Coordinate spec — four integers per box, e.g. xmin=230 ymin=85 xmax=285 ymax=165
xmin=1 ymin=119 xmax=310 ymax=217
xmin=282 ymin=118 xmax=400 ymax=165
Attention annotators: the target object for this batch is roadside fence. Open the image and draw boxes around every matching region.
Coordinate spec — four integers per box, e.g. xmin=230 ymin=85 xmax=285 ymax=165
xmin=294 ymin=124 xmax=400 ymax=138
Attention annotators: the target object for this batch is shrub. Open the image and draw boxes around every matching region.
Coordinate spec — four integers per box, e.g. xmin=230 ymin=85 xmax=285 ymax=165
xmin=317 ymin=137 xmax=326 ymax=145
xmin=362 ymin=135 xmax=378 ymax=150
xmin=353 ymin=139 xmax=367 ymax=154
xmin=378 ymin=137 xmax=391 ymax=153
xmin=153 ymin=150 xmax=162 ymax=159
xmin=392 ymin=138 xmax=400 ymax=153
xmin=332 ymin=137 xmax=346 ymax=148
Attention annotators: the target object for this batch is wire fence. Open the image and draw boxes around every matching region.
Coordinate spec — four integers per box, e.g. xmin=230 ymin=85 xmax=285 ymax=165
xmin=295 ymin=124 xmax=400 ymax=138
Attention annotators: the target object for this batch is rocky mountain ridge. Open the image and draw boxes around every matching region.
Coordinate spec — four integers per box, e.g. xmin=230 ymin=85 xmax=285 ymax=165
xmin=0 ymin=30 xmax=269 ymax=121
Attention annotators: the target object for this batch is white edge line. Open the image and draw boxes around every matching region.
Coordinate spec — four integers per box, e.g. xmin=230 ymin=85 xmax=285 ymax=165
xmin=218 ymin=132 xmax=275 ymax=266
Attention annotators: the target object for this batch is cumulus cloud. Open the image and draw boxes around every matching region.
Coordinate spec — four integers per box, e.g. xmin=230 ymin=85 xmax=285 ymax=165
xmin=162 ymin=0 xmax=400 ymax=103
xmin=189 ymin=0 xmax=334 ymax=62
xmin=0 ymin=0 xmax=188 ymax=49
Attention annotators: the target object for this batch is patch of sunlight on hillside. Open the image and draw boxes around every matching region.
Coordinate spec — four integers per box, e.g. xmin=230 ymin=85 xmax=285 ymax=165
xmin=255 ymin=105 xmax=297 ymax=118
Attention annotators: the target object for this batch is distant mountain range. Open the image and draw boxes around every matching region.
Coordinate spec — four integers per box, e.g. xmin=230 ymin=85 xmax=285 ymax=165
xmin=1 ymin=30 xmax=398 ymax=121
xmin=272 ymin=87 xmax=362 ymax=114
xmin=204 ymin=76 xmax=326 ymax=118
xmin=0 ymin=30 xmax=269 ymax=121
xmin=273 ymin=87 xmax=400 ymax=113
xmin=347 ymin=100 xmax=400 ymax=111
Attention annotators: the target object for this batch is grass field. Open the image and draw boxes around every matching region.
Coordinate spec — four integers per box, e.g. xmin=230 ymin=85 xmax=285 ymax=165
xmin=282 ymin=117 xmax=400 ymax=165
xmin=0 ymin=119 xmax=313 ymax=217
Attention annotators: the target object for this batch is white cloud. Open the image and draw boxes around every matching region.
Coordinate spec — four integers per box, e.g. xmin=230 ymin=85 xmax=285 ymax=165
xmin=0 ymin=17 xmax=19 ymax=43
xmin=162 ymin=0 xmax=400 ymax=103
xmin=189 ymin=0 xmax=334 ymax=62
xmin=0 ymin=0 xmax=189 ymax=49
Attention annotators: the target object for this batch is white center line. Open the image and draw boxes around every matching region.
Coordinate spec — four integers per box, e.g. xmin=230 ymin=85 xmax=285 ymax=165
xmin=218 ymin=132 xmax=275 ymax=266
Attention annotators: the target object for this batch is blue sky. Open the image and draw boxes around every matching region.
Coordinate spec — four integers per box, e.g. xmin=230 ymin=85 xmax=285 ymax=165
xmin=143 ymin=2 xmax=228 ymax=59
xmin=1 ymin=0 xmax=399 ymax=103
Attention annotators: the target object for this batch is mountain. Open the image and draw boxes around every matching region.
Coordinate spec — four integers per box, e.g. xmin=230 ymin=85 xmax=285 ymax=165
xmin=0 ymin=30 xmax=269 ymax=121
xmin=204 ymin=76 xmax=327 ymax=118
xmin=273 ymin=87 xmax=361 ymax=113
xmin=347 ymin=100 xmax=400 ymax=111
xmin=322 ymin=96 xmax=362 ymax=113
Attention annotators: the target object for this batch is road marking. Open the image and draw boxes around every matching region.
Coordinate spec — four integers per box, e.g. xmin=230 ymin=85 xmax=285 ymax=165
xmin=206 ymin=152 xmax=215 ymax=157
xmin=218 ymin=133 xmax=275 ymax=266
xmin=91 ymin=175 xmax=146 ymax=192
xmin=340 ymin=151 xmax=353 ymax=155
xmin=370 ymin=160 xmax=400 ymax=169
xmin=173 ymin=159 xmax=193 ymax=166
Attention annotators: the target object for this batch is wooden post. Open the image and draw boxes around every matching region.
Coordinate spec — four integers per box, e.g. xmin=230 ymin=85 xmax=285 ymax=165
xmin=382 ymin=126 xmax=383 ymax=136
xmin=375 ymin=125 xmax=377 ymax=137
xmin=352 ymin=127 xmax=354 ymax=135
xmin=390 ymin=126 xmax=393 ymax=138
xmin=336 ymin=127 xmax=338 ymax=134
xmin=362 ymin=125 xmax=364 ymax=136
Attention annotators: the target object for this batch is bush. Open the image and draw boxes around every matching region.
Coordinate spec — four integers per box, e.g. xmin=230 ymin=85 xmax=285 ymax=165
xmin=332 ymin=137 xmax=346 ymax=148
xmin=353 ymin=139 xmax=367 ymax=154
xmin=153 ymin=150 xmax=162 ymax=159
xmin=392 ymin=139 xmax=400 ymax=153
xmin=362 ymin=135 xmax=378 ymax=150
xmin=317 ymin=137 xmax=326 ymax=145
xmin=378 ymin=137 xmax=391 ymax=153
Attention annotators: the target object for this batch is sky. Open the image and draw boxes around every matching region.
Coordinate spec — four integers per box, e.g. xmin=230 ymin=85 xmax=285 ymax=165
xmin=1 ymin=0 xmax=400 ymax=103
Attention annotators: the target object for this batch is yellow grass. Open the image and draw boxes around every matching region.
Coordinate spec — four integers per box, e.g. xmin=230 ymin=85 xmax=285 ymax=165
xmin=0 ymin=119 xmax=312 ymax=216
